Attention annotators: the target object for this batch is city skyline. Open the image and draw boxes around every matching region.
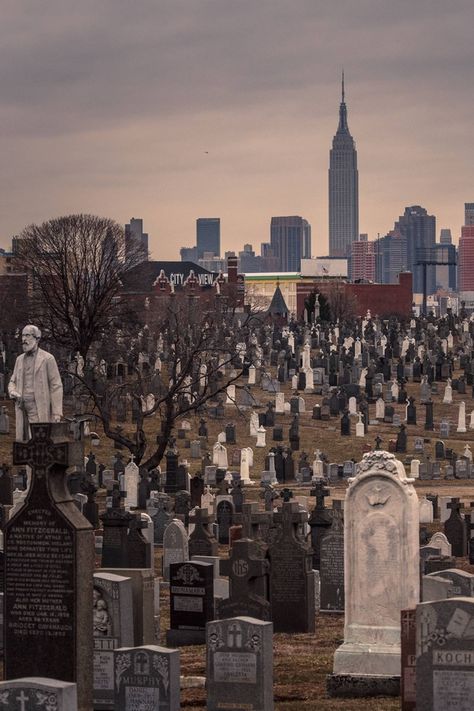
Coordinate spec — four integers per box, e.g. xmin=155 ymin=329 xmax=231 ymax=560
xmin=1 ymin=1 xmax=473 ymax=259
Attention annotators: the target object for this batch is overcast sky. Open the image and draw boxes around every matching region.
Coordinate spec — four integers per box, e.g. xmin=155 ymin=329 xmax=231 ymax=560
xmin=1 ymin=0 xmax=473 ymax=259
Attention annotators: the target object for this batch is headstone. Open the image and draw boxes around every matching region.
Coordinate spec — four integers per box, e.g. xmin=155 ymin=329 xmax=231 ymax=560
xmin=218 ymin=536 xmax=271 ymax=621
xmin=93 ymin=572 xmax=134 ymax=710
xmin=444 ymin=500 xmax=468 ymax=557
xmin=188 ymin=507 xmax=219 ymax=558
xmin=430 ymin=568 xmax=474 ymax=598
xmin=216 ymin=498 xmax=234 ymax=544
xmin=4 ymin=423 xmax=94 ymax=711
xmin=0 ymin=678 xmax=78 ymax=710
xmin=331 ymin=450 xmax=419 ymax=685
xmin=124 ymin=458 xmax=139 ymax=509
xmin=419 ymin=496 xmax=434 ymax=524
xmin=268 ymin=502 xmax=315 ymax=633
xmin=113 ymin=645 xmax=180 ymax=711
xmin=400 ymin=608 xmax=417 ymax=711
xmin=206 ymin=617 xmax=274 ymax=711
xmin=162 ymin=519 xmax=189 ymax=582
xmin=422 ymin=574 xmax=454 ymax=602
xmin=167 ymin=561 xmax=214 ymax=646
xmin=415 ymin=598 xmax=474 ymax=711
xmin=99 ymin=567 xmax=156 ymax=648
xmin=319 ymin=503 xmax=344 ymax=613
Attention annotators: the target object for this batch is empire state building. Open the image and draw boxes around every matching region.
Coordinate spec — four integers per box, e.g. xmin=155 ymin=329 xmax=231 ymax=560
xmin=328 ymin=74 xmax=359 ymax=257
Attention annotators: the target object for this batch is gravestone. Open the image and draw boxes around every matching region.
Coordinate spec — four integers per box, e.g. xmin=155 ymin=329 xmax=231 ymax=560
xmin=216 ymin=499 xmax=234 ymax=544
xmin=101 ymin=487 xmax=134 ymax=567
xmin=4 ymin=423 xmax=94 ymax=711
xmin=444 ymin=499 xmax=468 ymax=557
xmin=400 ymin=608 xmax=416 ymax=711
xmin=416 ymin=597 xmax=474 ymax=711
xmin=114 ymin=645 xmax=180 ymax=711
xmin=190 ymin=474 xmax=204 ymax=508
xmin=0 ymin=678 xmax=78 ymax=710
xmin=93 ymin=572 xmax=134 ymax=710
xmin=218 ymin=535 xmax=271 ymax=621
xmin=422 ymin=574 xmax=453 ymax=602
xmin=308 ymin=479 xmax=332 ymax=569
xmin=127 ymin=514 xmax=152 ymax=569
xmin=167 ymin=561 xmax=214 ymax=646
xmin=123 ymin=458 xmax=139 ymax=509
xmin=330 ymin=450 xmax=419 ymax=693
xmin=319 ymin=502 xmax=344 ymax=613
xmin=149 ymin=497 xmax=173 ymax=547
xmin=206 ymin=617 xmax=274 ymax=711
xmin=189 ymin=507 xmax=219 ymax=557
xmin=431 ymin=568 xmax=474 ymax=598
xmin=268 ymin=502 xmax=315 ymax=633
xmin=162 ymin=518 xmax=189 ymax=582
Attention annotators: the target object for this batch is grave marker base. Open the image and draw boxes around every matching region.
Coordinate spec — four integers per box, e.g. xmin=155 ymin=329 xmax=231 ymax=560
xmin=327 ymin=673 xmax=400 ymax=698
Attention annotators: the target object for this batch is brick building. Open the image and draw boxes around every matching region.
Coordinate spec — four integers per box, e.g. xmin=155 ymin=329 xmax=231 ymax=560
xmin=296 ymin=272 xmax=413 ymax=319
xmin=458 ymin=225 xmax=474 ymax=292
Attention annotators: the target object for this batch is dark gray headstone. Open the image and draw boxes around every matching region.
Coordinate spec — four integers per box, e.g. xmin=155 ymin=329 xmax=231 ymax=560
xmin=416 ymin=597 xmax=474 ymax=711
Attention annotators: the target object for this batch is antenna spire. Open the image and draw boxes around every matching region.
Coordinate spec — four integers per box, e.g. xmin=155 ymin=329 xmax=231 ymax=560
xmin=342 ymin=69 xmax=345 ymax=102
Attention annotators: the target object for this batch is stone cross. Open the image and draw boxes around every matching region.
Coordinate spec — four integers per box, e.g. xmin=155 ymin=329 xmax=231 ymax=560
xmin=13 ymin=422 xmax=69 ymax=479
xmin=310 ymin=480 xmax=330 ymax=510
xmin=17 ymin=691 xmax=29 ymax=711
xmin=189 ymin=506 xmax=214 ymax=533
xmin=273 ymin=501 xmax=307 ymax=535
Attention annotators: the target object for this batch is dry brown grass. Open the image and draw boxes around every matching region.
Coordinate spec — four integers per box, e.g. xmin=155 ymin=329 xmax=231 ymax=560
xmin=1 ymin=363 xmax=473 ymax=709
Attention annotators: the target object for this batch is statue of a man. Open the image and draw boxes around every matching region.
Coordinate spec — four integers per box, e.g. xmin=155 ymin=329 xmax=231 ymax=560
xmin=8 ymin=324 xmax=63 ymax=441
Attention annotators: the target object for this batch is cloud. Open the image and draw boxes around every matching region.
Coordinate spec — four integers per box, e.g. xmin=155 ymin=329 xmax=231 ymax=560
xmin=0 ymin=0 xmax=473 ymax=256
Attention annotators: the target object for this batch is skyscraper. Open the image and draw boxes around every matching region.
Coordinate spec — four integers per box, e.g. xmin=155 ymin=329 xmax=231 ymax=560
xmin=465 ymin=203 xmax=474 ymax=226
xmin=328 ymin=73 xmax=359 ymax=257
xmin=196 ymin=218 xmax=220 ymax=259
xmin=125 ymin=217 xmax=149 ymax=261
xmin=350 ymin=238 xmax=376 ymax=282
xmin=459 ymin=225 xmax=474 ymax=292
xmin=394 ymin=206 xmax=436 ymax=295
xmin=270 ymin=216 xmax=311 ymax=272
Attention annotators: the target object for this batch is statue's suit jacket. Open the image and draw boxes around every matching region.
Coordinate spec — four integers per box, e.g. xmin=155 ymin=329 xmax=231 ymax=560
xmin=8 ymin=348 xmax=63 ymax=441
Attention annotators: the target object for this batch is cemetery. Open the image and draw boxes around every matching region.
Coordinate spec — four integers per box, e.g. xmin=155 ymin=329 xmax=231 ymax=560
xmin=1 ymin=294 xmax=474 ymax=710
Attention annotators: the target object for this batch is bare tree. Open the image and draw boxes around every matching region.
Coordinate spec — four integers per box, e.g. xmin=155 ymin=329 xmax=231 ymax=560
xmin=75 ymin=293 xmax=252 ymax=468
xmin=324 ymin=282 xmax=358 ymax=322
xmin=15 ymin=214 xmax=146 ymax=358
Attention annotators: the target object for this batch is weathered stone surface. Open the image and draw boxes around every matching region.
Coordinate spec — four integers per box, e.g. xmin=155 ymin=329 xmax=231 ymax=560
xmin=114 ymin=645 xmax=180 ymax=711
xmin=4 ymin=423 xmax=94 ymax=711
xmin=416 ymin=597 xmax=474 ymax=711
xmin=0 ymin=677 xmax=78 ymax=710
xmin=206 ymin=616 xmax=274 ymax=711
xmin=333 ymin=450 xmax=419 ymax=679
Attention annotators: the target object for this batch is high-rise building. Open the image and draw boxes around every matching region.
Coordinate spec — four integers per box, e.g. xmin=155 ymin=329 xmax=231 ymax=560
xmin=465 ymin=203 xmax=474 ymax=226
xmin=328 ymin=73 xmax=359 ymax=257
xmin=374 ymin=230 xmax=407 ymax=284
xmin=270 ymin=216 xmax=311 ymax=272
xmin=125 ymin=218 xmax=149 ymax=260
xmin=440 ymin=229 xmax=452 ymax=245
xmin=180 ymin=246 xmax=198 ymax=262
xmin=394 ymin=206 xmax=436 ymax=294
xmin=350 ymin=239 xmax=376 ymax=282
xmin=196 ymin=218 xmax=220 ymax=259
xmin=459 ymin=225 xmax=474 ymax=292
xmin=433 ymin=243 xmax=457 ymax=292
